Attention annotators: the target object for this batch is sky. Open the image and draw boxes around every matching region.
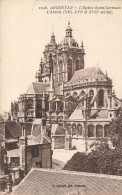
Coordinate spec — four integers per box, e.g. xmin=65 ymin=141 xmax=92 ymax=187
xmin=0 ymin=0 xmax=122 ymax=113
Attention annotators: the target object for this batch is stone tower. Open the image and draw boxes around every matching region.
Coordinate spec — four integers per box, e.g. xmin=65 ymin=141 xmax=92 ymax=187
xmin=35 ymin=22 xmax=85 ymax=86
xmin=53 ymin=22 xmax=85 ymax=85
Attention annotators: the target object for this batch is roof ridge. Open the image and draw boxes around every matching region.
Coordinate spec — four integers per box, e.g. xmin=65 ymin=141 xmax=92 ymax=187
xmin=12 ymin=168 xmax=34 ymax=193
xmin=29 ymin=168 xmax=122 ymax=180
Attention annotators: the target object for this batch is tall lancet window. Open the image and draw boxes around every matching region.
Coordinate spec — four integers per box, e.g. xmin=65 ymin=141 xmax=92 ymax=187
xmin=68 ymin=59 xmax=72 ymax=81
xmin=98 ymin=89 xmax=104 ymax=107
xmin=76 ymin=60 xmax=80 ymax=70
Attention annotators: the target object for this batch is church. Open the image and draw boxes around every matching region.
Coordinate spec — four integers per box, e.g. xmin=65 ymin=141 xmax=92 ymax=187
xmin=11 ymin=22 xmax=122 ymax=151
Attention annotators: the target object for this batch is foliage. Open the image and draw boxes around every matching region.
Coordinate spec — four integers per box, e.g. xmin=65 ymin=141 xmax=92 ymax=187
xmin=63 ymin=147 xmax=122 ymax=176
xmin=108 ymin=110 xmax=122 ymax=148
xmin=63 ymin=109 xmax=122 ymax=175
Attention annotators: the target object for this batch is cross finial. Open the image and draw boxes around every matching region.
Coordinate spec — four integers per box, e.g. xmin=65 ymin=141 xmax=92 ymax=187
xmin=39 ymin=58 xmax=43 ymax=71
xmin=81 ymin=41 xmax=84 ymax=48
xmin=68 ymin=21 xmax=70 ymax=26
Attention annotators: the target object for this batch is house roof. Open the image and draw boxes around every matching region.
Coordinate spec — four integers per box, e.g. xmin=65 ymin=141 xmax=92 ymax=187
xmin=5 ymin=121 xmax=22 ymax=139
xmin=6 ymin=142 xmax=19 ymax=151
xmin=12 ymin=168 xmax=122 ymax=195
xmin=26 ymin=82 xmax=50 ymax=94
xmin=68 ymin=66 xmax=108 ymax=84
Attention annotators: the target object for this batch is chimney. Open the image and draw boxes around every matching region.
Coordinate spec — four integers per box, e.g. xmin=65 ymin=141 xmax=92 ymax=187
xmin=19 ymin=125 xmax=27 ymax=172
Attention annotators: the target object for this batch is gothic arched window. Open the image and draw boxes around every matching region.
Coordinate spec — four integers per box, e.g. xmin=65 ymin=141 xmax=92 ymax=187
xmin=96 ymin=125 xmax=103 ymax=137
xmin=77 ymin=124 xmax=82 ymax=136
xmin=104 ymin=124 xmax=110 ymax=137
xmin=89 ymin=89 xmax=94 ymax=98
xmin=76 ymin=60 xmax=80 ymax=70
xmin=67 ymin=124 xmax=72 ymax=134
xmin=72 ymin=91 xmax=78 ymax=98
xmin=36 ymin=99 xmax=42 ymax=118
xmin=80 ymin=90 xmax=85 ymax=97
xmin=98 ymin=89 xmax=104 ymax=107
xmin=88 ymin=124 xmax=94 ymax=137
xmin=68 ymin=59 xmax=72 ymax=81
xmin=27 ymin=98 xmax=33 ymax=110
xmin=72 ymin=123 xmax=77 ymax=135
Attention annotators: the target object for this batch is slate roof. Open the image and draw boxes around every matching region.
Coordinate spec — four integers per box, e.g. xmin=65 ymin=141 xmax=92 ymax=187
xmin=68 ymin=66 xmax=108 ymax=84
xmin=60 ymin=36 xmax=79 ymax=48
xmin=6 ymin=142 xmax=19 ymax=151
xmin=12 ymin=168 xmax=122 ymax=195
xmin=90 ymin=110 xmax=108 ymax=119
xmin=5 ymin=121 xmax=22 ymax=139
xmin=26 ymin=82 xmax=50 ymax=94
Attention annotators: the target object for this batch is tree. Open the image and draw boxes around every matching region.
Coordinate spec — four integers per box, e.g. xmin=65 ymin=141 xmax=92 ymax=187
xmin=63 ymin=110 xmax=122 ymax=175
xmin=63 ymin=147 xmax=122 ymax=176
xmin=108 ymin=109 xmax=122 ymax=148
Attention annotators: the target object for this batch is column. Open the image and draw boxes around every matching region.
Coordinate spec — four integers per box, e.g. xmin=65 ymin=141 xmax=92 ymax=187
xmin=56 ymin=101 xmax=58 ymax=111
xmin=63 ymin=100 xmax=66 ymax=128
xmin=112 ymin=95 xmax=115 ymax=110
xmin=52 ymin=137 xmax=54 ymax=149
xmin=103 ymin=125 xmax=105 ymax=138
xmin=49 ymin=101 xmax=51 ymax=111
xmin=94 ymin=125 xmax=96 ymax=138
xmin=94 ymin=101 xmax=97 ymax=109
xmin=33 ymin=95 xmax=36 ymax=117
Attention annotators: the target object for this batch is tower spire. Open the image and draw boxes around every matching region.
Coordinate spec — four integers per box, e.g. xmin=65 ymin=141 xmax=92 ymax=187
xmin=65 ymin=21 xmax=72 ymax=37
xmin=40 ymin=57 xmax=43 ymax=73
xmin=50 ymin=30 xmax=55 ymax=43
xmin=81 ymin=41 xmax=84 ymax=49
xmin=35 ymin=58 xmax=43 ymax=82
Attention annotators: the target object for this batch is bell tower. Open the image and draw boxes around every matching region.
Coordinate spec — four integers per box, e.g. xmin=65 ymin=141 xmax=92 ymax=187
xmin=66 ymin=21 xmax=72 ymax=37
xmin=53 ymin=22 xmax=85 ymax=85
